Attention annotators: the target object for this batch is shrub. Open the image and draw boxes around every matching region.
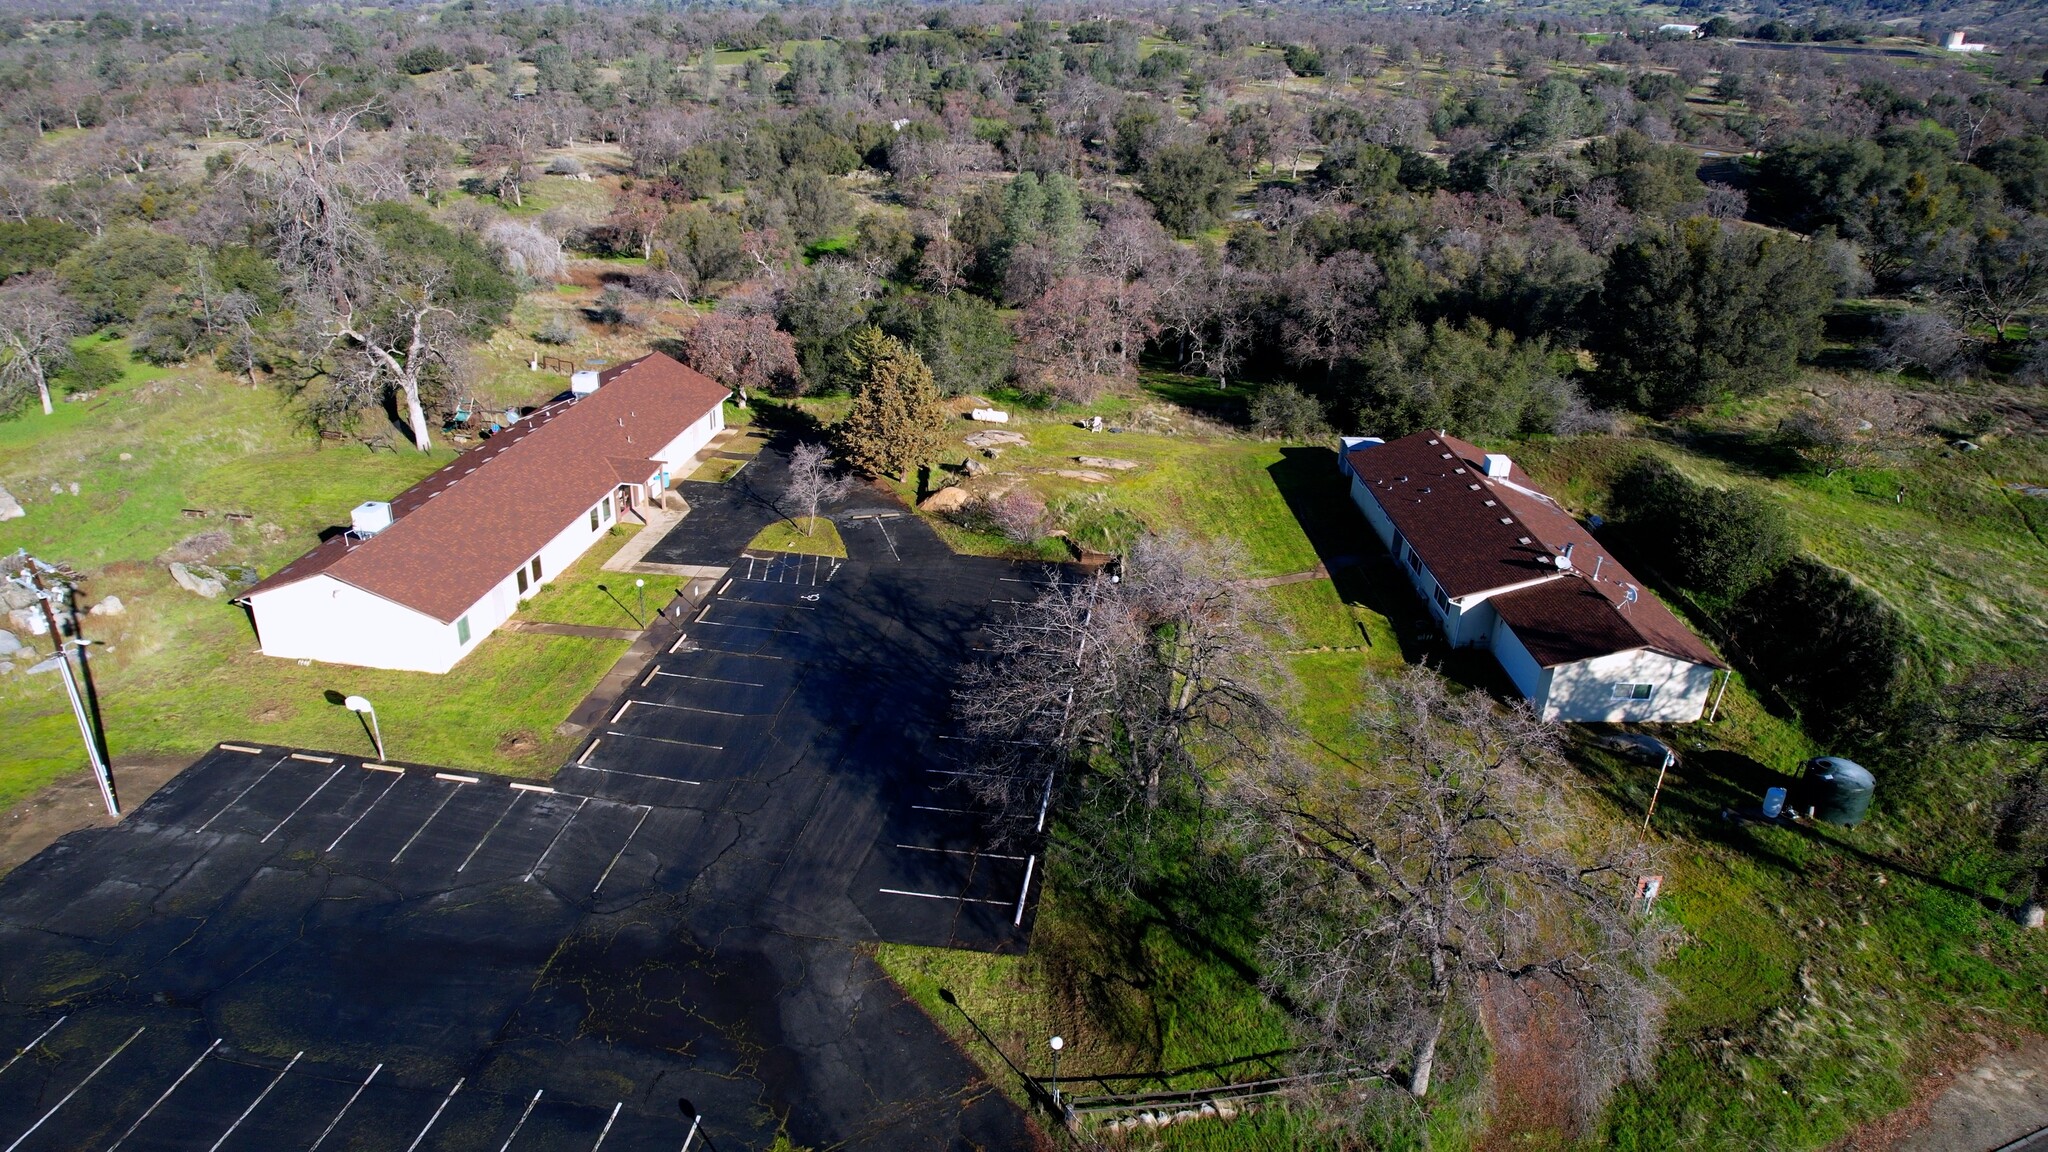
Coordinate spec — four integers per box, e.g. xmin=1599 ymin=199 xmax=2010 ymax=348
xmin=1610 ymin=456 xmax=1795 ymax=598
xmin=545 ymin=155 xmax=584 ymax=176
xmin=1249 ymin=383 xmax=1329 ymax=441
xmin=535 ymin=314 xmax=577 ymax=345
xmin=1728 ymin=556 xmax=1914 ymax=742
xmin=396 ymin=44 xmax=455 ymax=74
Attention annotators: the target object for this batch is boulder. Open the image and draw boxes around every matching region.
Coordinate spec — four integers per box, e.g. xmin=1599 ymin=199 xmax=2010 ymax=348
xmin=1052 ymin=469 xmax=1111 ymax=483
xmin=0 ymin=585 xmax=33 ymax=611
xmin=0 ymin=630 xmax=19 ymax=657
xmin=918 ymin=486 xmax=973 ymax=514
xmin=169 ymin=562 xmax=227 ymax=599
xmin=969 ymin=408 xmax=1010 ymax=423
xmin=964 ymin=430 xmax=1028 ymax=449
xmin=0 ymin=485 xmax=21 ymax=521
xmin=963 ymin=458 xmax=991 ymax=477
xmin=1075 ymin=456 xmax=1141 ymax=471
xmin=8 ymin=608 xmax=47 ymax=636
xmin=88 ymin=596 xmax=125 ymax=617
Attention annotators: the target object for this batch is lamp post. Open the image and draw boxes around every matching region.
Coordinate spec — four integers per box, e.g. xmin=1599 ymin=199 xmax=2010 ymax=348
xmin=1048 ymin=1036 xmax=1064 ymax=1105
xmin=1641 ymin=749 xmax=1674 ymax=839
xmin=344 ymin=695 xmax=385 ymax=762
xmin=635 ymin=578 xmax=646 ymax=625
xmin=677 ymin=1098 xmax=719 ymax=1152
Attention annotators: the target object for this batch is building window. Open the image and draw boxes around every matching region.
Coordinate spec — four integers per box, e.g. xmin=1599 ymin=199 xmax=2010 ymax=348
xmin=1407 ymin=549 xmax=1424 ymax=576
xmin=516 ymin=567 xmax=529 ymax=594
xmin=601 ymin=495 xmax=613 ymax=523
xmin=1432 ymin=584 xmax=1451 ymax=615
xmin=1612 ymin=683 xmax=1655 ymax=701
xmin=589 ymin=507 xmax=599 ymax=530
xmin=530 ymin=557 xmax=542 ymax=583
xmin=457 ymin=615 xmax=471 ymax=644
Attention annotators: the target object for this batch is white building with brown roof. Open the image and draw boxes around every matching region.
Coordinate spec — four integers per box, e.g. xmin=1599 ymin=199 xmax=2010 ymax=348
xmin=1342 ymin=432 xmax=1726 ymax=723
xmin=237 ymin=353 xmax=729 ymax=673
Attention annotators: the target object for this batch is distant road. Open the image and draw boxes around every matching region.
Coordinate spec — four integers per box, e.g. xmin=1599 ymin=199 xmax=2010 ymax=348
xmin=1728 ymin=39 xmax=1942 ymax=59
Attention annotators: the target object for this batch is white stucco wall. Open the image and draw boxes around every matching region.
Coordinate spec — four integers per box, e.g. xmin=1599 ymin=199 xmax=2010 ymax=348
xmin=248 ymin=487 xmax=627 ymax=674
xmin=248 ymin=574 xmax=473 ymax=674
xmin=650 ymin=404 xmax=725 ymax=479
xmin=1537 ymin=648 xmax=1717 ymax=723
xmin=1489 ymin=611 xmax=1548 ymax=701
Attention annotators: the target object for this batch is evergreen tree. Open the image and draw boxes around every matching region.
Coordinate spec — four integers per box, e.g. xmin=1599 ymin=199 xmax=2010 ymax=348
xmin=835 ymin=329 xmax=946 ymax=479
xmin=1591 ymin=219 xmax=1833 ymax=415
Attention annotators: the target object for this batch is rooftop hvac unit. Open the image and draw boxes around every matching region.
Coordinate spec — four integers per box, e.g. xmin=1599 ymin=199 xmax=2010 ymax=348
xmin=571 ymin=370 xmax=601 ymax=396
xmin=351 ymin=500 xmax=393 ymax=537
xmin=1483 ymin=453 xmax=1512 ymax=478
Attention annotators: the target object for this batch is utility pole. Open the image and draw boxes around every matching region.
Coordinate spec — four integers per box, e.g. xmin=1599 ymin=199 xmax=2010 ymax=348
xmin=11 ymin=555 xmax=116 ymax=816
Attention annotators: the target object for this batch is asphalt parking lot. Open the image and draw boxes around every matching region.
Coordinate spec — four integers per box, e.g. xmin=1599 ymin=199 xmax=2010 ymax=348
xmin=0 ymin=444 xmax=1060 ymax=1151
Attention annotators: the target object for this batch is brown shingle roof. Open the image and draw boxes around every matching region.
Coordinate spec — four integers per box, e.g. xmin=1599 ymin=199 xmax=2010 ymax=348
xmin=243 ymin=353 xmax=727 ymax=623
xmin=1348 ymin=432 xmax=1723 ymax=669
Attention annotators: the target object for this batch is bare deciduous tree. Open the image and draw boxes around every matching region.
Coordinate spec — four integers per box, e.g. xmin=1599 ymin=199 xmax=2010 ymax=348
xmin=1234 ymin=667 xmax=1667 ymax=1110
xmin=0 ymin=279 xmax=83 ymax=416
xmin=318 ymin=276 xmax=462 ymax=451
xmin=781 ymin=441 xmax=850 ymax=535
xmin=1937 ymin=665 xmax=2048 ymax=920
xmin=955 ymin=535 xmax=1279 ymax=870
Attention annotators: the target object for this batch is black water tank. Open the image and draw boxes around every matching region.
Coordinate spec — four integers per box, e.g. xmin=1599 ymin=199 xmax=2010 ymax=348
xmin=1792 ymin=757 xmax=1875 ymax=827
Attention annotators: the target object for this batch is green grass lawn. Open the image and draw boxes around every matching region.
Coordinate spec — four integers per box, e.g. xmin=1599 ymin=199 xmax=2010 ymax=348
xmin=747 ymin=517 xmax=846 ymax=557
xmin=513 ymin=527 xmax=663 ymax=628
xmin=688 ymin=456 xmax=748 ymax=483
xmin=0 ymin=342 xmax=632 ymax=802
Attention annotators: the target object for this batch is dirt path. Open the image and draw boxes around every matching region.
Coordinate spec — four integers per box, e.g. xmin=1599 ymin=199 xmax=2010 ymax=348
xmin=0 ymin=755 xmax=188 ymax=878
xmin=1833 ymin=1036 xmax=2048 ymax=1152
xmin=1894 ymin=1038 xmax=2048 ymax=1152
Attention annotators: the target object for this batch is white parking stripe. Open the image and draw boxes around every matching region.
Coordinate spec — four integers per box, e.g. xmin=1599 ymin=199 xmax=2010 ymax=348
xmin=592 ymin=808 xmax=653 ymax=896
xmin=196 ymin=755 xmax=289 ymax=833
xmin=570 ymin=763 xmax=703 ymax=786
xmin=525 ymin=798 xmax=590 ymax=882
xmin=1014 ymin=854 xmax=1037 ymax=926
xmin=646 ymin=670 xmax=765 ymax=688
xmin=577 ymin=740 xmax=601 ymax=766
xmin=497 ymin=1089 xmax=543 ymax=1152
xmin=3 ymin=1027 xmax=145 ymax=1152
xmin=205 ymin=1050 xmax=301 ymax=1152
xmin=390 ymin=787 xmax=462 ymax=863
xmin=617 ymin=699 xmax=742 ymax=717
xmin=0 ymin=1016 xmax=66 ymax=1079
xmin=404 ymin=1078 xmax=463 ymax=1152
xmin=895 ymin=844 xmax=1028 ymax=861
xmin=458 ymin=792 xmax=526 ymax=872
xmin=695 ymin=619 xmax=800 ymax=634
xmin=261 ymin=765 xmax=346 ymax=843
xmin=912 ymin=805 xmax=975 ymax=815
xmin=878 ymin=888 xmax=1009 ymax=906
xmin=327 ymin=773 xmax=403 ymax=852
xmin=306 ymin=1063 xmax=380 ymax=1152
xmin=590 ymin=1103 xmax=623 ymax=1151
xmin=105 ymin=1037 xmax=219 ymax=1151
xmin=602 ymin=730 xmax=723 ymax=751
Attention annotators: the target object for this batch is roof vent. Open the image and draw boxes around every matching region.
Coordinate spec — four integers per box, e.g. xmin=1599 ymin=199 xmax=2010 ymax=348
xmin=571 ymin=370 xmax=601 ymax=396
xmin=351 ymin=500 xmax=393 ymax=537
xmin=1483 ymin=453 xmax=1512 ymax=478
